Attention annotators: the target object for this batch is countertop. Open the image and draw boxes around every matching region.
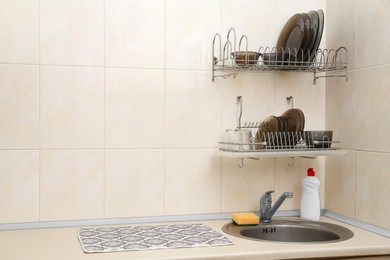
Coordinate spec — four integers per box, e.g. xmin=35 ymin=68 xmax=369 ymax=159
xmin=0 ymin=217 xmax=389 ymax=260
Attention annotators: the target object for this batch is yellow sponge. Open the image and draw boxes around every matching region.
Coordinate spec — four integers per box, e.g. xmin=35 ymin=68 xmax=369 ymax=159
xmin=232 ymin=212 xmax=259 ymax=225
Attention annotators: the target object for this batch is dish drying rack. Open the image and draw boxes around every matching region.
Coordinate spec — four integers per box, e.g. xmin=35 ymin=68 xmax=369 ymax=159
xmin=220 ymin=130 xmax=337 ymax=152
xmin=218 ymin=96 xmax=346 ymax=167
xmin=212 ymin=28 xmax=348 ymax=84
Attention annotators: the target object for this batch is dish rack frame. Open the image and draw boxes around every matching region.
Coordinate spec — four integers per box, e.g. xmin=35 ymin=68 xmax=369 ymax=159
xmin=218 ymin=96 xmax=347 ymax=167
xmin=220 ymin=130 xmax=338 ymax=153
xmin=212 ymin=28 xmax=348 ymax=84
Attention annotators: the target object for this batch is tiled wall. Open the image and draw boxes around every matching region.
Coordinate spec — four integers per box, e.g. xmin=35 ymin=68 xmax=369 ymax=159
xmin=0 ymin=0 xmax=326 ymax=224
xmin=325 ymin=0 xmax=390 ymax=230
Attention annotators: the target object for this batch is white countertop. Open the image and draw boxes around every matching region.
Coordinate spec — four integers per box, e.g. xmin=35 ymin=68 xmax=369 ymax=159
xmin=0 ymin=217 xmax=389 ymax=260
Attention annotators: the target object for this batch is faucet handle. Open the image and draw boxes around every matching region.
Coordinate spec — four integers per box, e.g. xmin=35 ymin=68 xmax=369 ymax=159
xmin=260 ymin=190 xmax=274 ymax=204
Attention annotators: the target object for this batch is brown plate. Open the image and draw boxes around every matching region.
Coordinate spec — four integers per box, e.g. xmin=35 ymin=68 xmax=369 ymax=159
xmin=305 ymin=10 xmax=320 ymax=63
xmin=281 ymin=108 xmax=305 ymax=132
xmin=278 ymin=116 xmax=289 ymax=132
xmin=310 ymin=9 xmax=324 ymax=63
xmin=276 ymin=13 xmax=306 ymax=60
xmin=298 ymin=13 xmax=312 ymax=63
xmin=296 ymin=108 xmax=305 ymax=132
xmin=276 ymin=116 xmax=289 ymax=146
xmin=256 ymin=116 xmax=279 ymax=147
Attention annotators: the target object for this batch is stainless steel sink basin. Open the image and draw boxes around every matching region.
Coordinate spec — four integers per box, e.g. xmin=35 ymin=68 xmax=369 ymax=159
xmin=222 ymin=218 xmax=354 ymax=243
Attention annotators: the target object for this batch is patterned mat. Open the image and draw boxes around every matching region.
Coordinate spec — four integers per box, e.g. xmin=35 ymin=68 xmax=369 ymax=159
xmin=78 ymin=223 xmax=234 ymax=253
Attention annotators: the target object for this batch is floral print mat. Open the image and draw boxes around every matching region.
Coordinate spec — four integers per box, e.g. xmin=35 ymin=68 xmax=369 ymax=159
xmin=78 ymin=223 xmax=234 ymax=253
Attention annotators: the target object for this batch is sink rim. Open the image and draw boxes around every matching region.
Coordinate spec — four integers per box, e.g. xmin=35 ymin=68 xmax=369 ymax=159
xmin=222 ymin=217 xmax=354 ymax=243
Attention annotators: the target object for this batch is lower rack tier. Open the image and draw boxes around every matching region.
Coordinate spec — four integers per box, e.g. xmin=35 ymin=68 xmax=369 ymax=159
xmin=218 ymin=130 xmax=347 ymax=159
xmin=217 ymin=149 xmax=347 ymax=159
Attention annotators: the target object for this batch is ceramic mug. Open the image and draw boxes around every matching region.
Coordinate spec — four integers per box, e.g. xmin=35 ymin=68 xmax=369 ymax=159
xmin=225 ymin=129 xmax=254 ymax=151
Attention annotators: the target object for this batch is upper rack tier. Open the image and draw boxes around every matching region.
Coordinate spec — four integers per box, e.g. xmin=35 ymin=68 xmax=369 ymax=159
xmin=212 ymin=28 xmax=348 ymax=84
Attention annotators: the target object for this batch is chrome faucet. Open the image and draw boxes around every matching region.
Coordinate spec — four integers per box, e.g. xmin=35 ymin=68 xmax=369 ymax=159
xmin=260 ymin=190 xmax=293 ymax=223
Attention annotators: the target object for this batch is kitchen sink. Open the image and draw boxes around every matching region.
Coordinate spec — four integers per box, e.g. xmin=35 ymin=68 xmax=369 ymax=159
xmin=222 ymin=218 xmax=354 ymax=243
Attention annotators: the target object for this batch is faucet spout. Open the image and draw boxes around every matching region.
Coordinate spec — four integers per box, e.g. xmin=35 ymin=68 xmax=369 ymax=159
xmin=260 ymin=190 xmax=293 ymax=223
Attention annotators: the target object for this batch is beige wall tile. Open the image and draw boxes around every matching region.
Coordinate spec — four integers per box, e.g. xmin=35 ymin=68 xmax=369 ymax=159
xmin=40 ymin=66 xmax=104 ymax=149
xmin=275 ymin=157 xmax=325 ymax=211
xmin=40 ymin=150 xmax=104 ymax=221
xmin=276 ymin=73 xmax=326 ymax=130
xmin=165 ymin=70 xmax=221 ymax=148
xmin=105 ymin=149 xmax=164 ymax=218
xmin=40 ymin=0 xmax=104 ymax=66
xmin=357 ymin=0 xmax=390 ymax=68
xmin=327 ymin=0 xmax=356 ymax=70
xmin=0 ymin=65 xmax=39 ymax=149
xmin=165 ymin=149 xmax=221 ymax=215
xmin=326 ymin=71 xmax=356 ymax=150
xmin=221 ymin=73 xmax=276 ymax=131
xmin=356 ymin=65 xmax=390 ymax=152
xmin=166 ymin=0 xmax=222 ymax=70
xmin=105 ymin=0 xmax=165 ymax=68
xmin=223 ymin=0 xmax=276 ymax=49
xmin=105 ymin=68 xmax=164 ymax=148
xmin=356 ymin=151 xmax=390 ymax=229
xmin=0 ymin=0 xmax=39 ymax=64
xmin=0 ymin=150 xmax=39 ymax=223
xmin=325 ymin=153 xmax=356 ymax=218
xmin=326 ymin=0 xmax=390 ymax=230
xmin=221 ymin=157 xmax=274 ymax=212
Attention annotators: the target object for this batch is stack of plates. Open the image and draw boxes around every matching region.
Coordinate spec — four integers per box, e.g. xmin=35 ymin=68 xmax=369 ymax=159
xmin=256 ymin=108 xmax=305 ymax=147
xmin=281 ymin=108 xmax=305 ymax=133
xmin=261 ymin=9 xmax=324 ymax=66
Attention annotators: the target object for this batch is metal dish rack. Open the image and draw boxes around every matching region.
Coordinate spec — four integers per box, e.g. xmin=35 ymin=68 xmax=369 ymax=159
xmin=221 ymin=96 xmax=339 ymax=153
xmin=220 ymin=130 xmax=338 ymax=153
xmin=212 ymin=28 xmax=348 ymax=84
xmin=218 ymin=126 xmax=344 ymax=168
xmin=218 ymin=96 xmax=346 ymax=167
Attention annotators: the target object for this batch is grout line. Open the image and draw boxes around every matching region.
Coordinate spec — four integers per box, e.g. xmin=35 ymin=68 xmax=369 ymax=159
xmin=0 ymin=147 xmax=220 ymax=151
xmin=0 ymin=62 xmax=211 ymax=72
xmin=0 ymin=63 xmax=38 ymax=66
xmin=355 ymin=0 xmax=358 ymax=71
xmin=354 ymin=0 xmax=358 ymax=219
xmin=102 ymin=0 xmax=106 ymax=219
xmin=354 ymin=151 xmax=357 ymax=220
xmin=220 ymin=0 xmax=224 ymax=214
xmin=38 ymin=0 xmax=41 ymax=222
xmin=163 ymin=0 xmax=167 ymax=216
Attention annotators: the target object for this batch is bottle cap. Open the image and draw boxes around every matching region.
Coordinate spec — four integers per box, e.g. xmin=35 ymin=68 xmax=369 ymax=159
xmin=307 ymin=168 xmax=315 ymax=176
